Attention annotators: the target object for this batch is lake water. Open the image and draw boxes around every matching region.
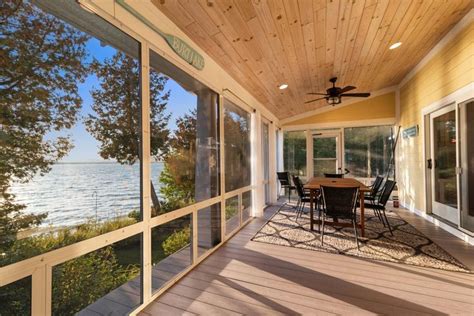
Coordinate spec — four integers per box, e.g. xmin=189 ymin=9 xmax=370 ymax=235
xmin=9 ymin=163 xmax=164 ymax=227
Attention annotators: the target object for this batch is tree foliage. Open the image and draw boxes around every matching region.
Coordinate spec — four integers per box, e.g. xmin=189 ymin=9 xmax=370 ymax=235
xmin=0 ymin=0 xmax=90 ymax=248
xmin=159 ymin=110 xmax=197 ymax=211
xmin=52 ymin=246 xmax=139 ymax=316
xmin=162 ymin=226 xmax=190 ymax=256
xmin=85 ymin=53 xmax=171 ymax=165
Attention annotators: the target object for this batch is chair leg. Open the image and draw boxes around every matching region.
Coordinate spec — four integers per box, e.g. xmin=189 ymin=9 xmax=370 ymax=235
xmin=321 ymin=212 xmax=325 ymax=246
xmin=382 ymin=209 xmax=393 ymax=235
xmin=288 ymin=188 xmax=291 ymax=204
xmin=318 ymin=208 xmax=321 ymax=233
xmin=370 ymin=201 xmax=385 ymax=226
xmin=352 ymin=218 xmax=360 ymax=251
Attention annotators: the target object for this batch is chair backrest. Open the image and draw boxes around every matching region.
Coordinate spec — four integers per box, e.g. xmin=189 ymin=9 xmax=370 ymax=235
xmin=378 ymin=180 xmax=396 ymax=207
xmin=321 ymin=186 xmax=359 ymax=218
xmin=291 ymin=175 xmax=305 ymax=198
xmin=324 ymin=173 xmax=344 ymax=178
xmin=277 ymin=172 xmax=291 ymax=186
xmin=370 ymin=176 xmax=384 ymax=197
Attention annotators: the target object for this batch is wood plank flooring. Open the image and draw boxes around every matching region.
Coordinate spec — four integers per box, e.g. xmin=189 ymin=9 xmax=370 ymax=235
xmin=141 ymin=203 xmax=474 ymax=315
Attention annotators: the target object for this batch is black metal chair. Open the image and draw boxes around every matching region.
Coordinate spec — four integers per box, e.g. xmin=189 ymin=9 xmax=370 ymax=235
xmin=364 ymin=180 xmax=397 ymax=235
xmin=291 ymin=176 xmax=311 ymax=219
xmin=365 ymin=176 xmax=384 ymax=201
xmin=320 ymin=186 xmax=360 ymax=250
xmin=277 ymin=172 xmax=296 ymax=203
xmin=362 ymin=176 xmax=385 ymax=223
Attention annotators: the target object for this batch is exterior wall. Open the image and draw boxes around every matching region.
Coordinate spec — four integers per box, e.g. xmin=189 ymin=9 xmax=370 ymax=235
xmin=397 ymin=20 xmax=473 ymax=212
xmin=283 ymin=92 xmax=396 ymax=126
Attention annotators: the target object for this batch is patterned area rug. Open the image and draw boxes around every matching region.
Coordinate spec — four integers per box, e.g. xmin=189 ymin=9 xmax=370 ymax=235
xmin=252 ymin=205 xmax=470 ymax=273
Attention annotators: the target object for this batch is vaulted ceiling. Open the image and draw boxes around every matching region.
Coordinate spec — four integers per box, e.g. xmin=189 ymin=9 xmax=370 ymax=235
xmin=152 ymin=0 xmax=472 ymax=120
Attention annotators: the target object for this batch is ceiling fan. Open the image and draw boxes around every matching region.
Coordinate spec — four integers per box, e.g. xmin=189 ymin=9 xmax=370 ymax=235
xmin=306 ymin=77 xmax=370 ymax=105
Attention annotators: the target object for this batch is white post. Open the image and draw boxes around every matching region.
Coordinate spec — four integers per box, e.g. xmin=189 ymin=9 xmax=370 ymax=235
xmin=140 ymin=42 xmax=152 ymax=303
xmin=269 ymin=122 xmax=277 ymax=204
xmin=252 ymin=110 xmax=264 ymax=216
xmin=276 ymin=128 xmax=284 ymax=200
xmin=306 ymin=129 xmax=313 ymax=180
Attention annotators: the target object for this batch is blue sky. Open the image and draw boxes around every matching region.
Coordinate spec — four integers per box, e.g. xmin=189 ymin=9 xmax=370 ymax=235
xmin=59 ymin=38 xmax=196 ymax=162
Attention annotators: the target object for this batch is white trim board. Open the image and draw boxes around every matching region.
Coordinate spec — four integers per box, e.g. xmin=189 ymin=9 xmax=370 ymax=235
xmin=283 ymin=117 xmax=396 ymax=132
xmin=280 ymin=85 xmax=398 ymax=125
xmin=400 ymin=202 xmax=474 ymax=246
xmin=399 ymin=8 xmax=473 ymax=89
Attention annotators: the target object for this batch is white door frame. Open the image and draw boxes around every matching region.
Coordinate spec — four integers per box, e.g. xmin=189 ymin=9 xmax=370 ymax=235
xmin=311 ymin=129 xmax=343 ymax=177
xmin=429 ymin=103 xmax=459 ymax=224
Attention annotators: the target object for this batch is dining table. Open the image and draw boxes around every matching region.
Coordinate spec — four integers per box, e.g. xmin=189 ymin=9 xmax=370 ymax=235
xmin=304 ymin=177 xmax=371 ymax=237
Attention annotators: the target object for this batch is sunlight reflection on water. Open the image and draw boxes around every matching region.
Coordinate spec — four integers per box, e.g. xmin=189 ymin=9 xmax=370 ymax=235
xmin=9 ymin=163 xmax=164 ymax=227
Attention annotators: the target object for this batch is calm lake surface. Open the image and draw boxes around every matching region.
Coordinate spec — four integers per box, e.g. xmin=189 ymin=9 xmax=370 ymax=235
xmin=9 ymin=163 xmax=164 ymax=227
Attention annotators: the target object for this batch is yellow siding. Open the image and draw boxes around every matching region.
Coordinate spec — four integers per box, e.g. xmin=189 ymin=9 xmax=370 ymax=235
xmin=283 ymin=92 xmax=396 ymax=126
xmin=397 ymin=21 xmax=474 ymax=212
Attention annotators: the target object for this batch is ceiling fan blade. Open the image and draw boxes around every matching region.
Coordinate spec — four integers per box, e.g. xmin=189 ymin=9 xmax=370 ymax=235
xmin=307 ymin=92 xmax=328 ymax=96
xmin=340 ymin=85 xmax=356 ymax=93
xmin=305 ymin=97 xmax=327 ymax=104
xmin=340 ymin=92 xmax=371 ymax=97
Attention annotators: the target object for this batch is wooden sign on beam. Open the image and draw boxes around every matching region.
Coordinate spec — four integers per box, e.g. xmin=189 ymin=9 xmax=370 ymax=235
xmin=116 ymin=0 xmax=205 ymax=70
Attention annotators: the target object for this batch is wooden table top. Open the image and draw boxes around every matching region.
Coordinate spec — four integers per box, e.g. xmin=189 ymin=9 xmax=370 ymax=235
xmin=304 ymin=177 xmax=371 ymax=192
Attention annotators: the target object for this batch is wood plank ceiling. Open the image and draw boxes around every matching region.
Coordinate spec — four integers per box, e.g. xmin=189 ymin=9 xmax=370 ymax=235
xmin=152 ymin=0 xmax=472 ymax=120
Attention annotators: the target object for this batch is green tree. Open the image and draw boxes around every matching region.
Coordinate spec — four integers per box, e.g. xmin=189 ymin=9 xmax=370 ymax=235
xmin=85 ymin=53 xmax=171 ymax=164
xmin=0 ymin=0 xmax=90 ymax=249
xmin=159 ymin=110 xmax=197 ymax=211
xmin=52 ymin=246 xmax=139 ymax=316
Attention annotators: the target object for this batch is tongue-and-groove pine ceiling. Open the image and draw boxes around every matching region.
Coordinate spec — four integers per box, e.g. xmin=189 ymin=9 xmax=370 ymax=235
xmin=152 ymin=0 xmax=472 ymax=120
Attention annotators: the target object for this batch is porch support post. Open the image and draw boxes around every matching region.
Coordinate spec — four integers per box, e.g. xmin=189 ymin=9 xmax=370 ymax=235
xmin=252 ymin=110 xmax=265 ymax=217
xmin=306 ymin=129 xmax=313 ymax=179
xmin=268 ymin=122 xmax=277 ymax=204
xmin=195 ymin=90 xmax=220 ymax=250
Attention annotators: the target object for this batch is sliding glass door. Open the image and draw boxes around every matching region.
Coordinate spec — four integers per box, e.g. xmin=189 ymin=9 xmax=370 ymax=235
xmin=459 ymin=99 xmax=474 ymax=232
xmin=429 ymin=104 xmax=458 ymax=224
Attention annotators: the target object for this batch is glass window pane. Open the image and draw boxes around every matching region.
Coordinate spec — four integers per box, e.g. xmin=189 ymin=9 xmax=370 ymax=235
xmin=52 ymin=234 xmax=142 ymax=315
xmin=149 ymin=50 xmax=220 ymax=216
xmin=242 ymin=191 xmax=252 ymax=222
xmin=197 ymin=203 xmax=221 ymax=257
xmin=313 ymin=137 xmax=338 ymax=177
xmin=0 ymin=276 xmax=31 ymax=316
xmin=1 ymin=0 xmax=141 ymax=267
xmin=284 ymin=131 xmax=307 ymax=177
xmin=433 ymin=111 xmax=457 ymax=208
xmin=225 ymin=196 xmax=240 ymax=235
xmin=344 ymin=126 xmax=393 ymax=178
xmin=224 ymin=100 xmax=251 ymax=192
xmin=152 ymin=215 xmax=192 ymax=292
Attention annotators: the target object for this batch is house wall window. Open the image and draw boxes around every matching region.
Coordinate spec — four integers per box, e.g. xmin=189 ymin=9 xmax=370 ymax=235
xmin=223 ymin=100 xmax=251 ymax=192
xmin=283 ymin=131 xmax=307 ymax=177
xmin=344 ymin=126 xmax=394 ymax=178
xmin=148 ymin=49 xmax=220 ymax=216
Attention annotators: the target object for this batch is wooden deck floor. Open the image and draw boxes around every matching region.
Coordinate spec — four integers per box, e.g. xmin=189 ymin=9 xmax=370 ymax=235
xmin=141 ymin=203 xmax=474 ymax=316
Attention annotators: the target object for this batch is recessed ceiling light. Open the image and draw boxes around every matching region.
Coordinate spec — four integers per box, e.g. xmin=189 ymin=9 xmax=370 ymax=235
xmin=279 ymin=84 xmax=288 ymax=90
xmin=389 ymin=42 xmax=402 ymax=50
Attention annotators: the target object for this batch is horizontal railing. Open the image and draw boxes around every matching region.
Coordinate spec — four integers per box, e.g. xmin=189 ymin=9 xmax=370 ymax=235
xmin=0 ymin=185 xmax=255 ymax=315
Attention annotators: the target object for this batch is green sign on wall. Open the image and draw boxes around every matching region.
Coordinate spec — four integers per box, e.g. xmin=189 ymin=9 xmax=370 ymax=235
xmin=403 ymin=125 xmax=419 ymax=139
xmin=116 ymin=0 xmax=205 ymax=70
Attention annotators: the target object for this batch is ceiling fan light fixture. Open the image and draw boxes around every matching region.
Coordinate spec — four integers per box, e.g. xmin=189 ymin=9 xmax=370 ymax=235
xmin=327 ymin=96 xmax=341 ymax=105
xmin=279 ymin=83 xmax=288 ymax=90
xmin=389 ymin=42 xmax=402 ymax=50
